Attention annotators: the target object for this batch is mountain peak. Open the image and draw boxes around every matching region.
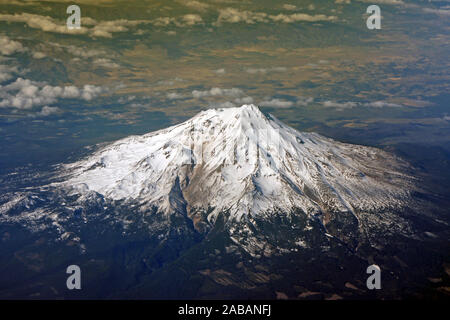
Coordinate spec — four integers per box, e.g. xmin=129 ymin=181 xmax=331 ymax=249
xmin=195 ymin=104 xmax=268 ymax=128
xmin=61 ymin=105 xmax=415 ymax=225
xmin=202 ymin=103 xmax=262 ymax=115
xmin=238 ymin=103 xmax=264 ymax=114
xmin=237 ymin=104 xmax=268 ymax=122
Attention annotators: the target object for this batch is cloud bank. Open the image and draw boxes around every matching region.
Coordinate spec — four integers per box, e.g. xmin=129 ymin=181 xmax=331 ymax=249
xmin=0 ymin=77 xmax=106 ymax=109
xmin=216 ymin=8 xmax=336 ymax=25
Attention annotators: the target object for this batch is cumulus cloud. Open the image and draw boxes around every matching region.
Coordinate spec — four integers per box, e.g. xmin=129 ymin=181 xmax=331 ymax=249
xmin=89 ymin=19 xmax=150 ymax=38
xmin=152 ymin=17 xmax=175 ymax=27
xmin=93 ymin=58 xmax=120 ymax=68
xmin=152 ymin=14 xmax=203 ymax=27
xmin=0 ymin=64 xmax=18 ymax=82
xmin=180 ymin=0 xmax=210 ymax=11
xmin=283 ymin=4 xmax=298 ymax=11
xmin=0 ymin=13 xmax=152 ymax=38
xmin=0 ymin=77 xmax=106 ymax=109
xmin=322 ymin=100 xmax=357 ymax=110
xmin=322 ymin=100 xmax=403 ymax=110
xmin=0 ymin=36 xmax=25 ymax=55
xmin=192 ymin=87 xmax=244 ymax=99
xmin=270 ymin=13 xmax=336 ymax=23
xmin=259 ymin=98 xmax=294 ymax=108
xmin=216 ymin=8 xmax=336 ymax=25
xmin=245 ymin=67 xmax=287 ymax=74
xmin=214 ymin=68 xmax=226 ymax=75
xmin=80 ymin=84 xmax=104 ymax=100
xmin=38 ymin=105 xmax=61 ymax=116
xmin=32 ymin=51 xmax=46 ymax=59
xmin=117 ymin=95 xmax=136 ymax=104
xmin=235 ymin=96 xmax=254 ymax=104
xmin=364 ymin=101 xmax=402 ymax=108
xmin=64 ymin=45 xmax=105 ymax=58
xmin=50 ymin=44 xmax=117 ymax=68
xmin=0 ymin=13 xmax=88 ymax=35
xmin=216 ymin=8 xmax=268 ymax=24
xmin=182 ymin=14 xmax=203 ymax=26
xmin=167 ymin=92 xmax=184 ymax=100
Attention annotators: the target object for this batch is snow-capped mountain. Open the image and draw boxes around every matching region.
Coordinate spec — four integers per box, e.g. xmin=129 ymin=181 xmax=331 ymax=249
xmin=2 ymin=104 xmax=444 ymax=300
xmin=59 ymin=104 xmax=416 ymax=230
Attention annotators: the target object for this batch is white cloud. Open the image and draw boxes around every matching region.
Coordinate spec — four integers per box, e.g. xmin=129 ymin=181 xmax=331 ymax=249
xmin=65 ymin=45 xmax=105 ymax=58
xmin=152 ymin=17 xmax=175 ymax=27
xmin=93 ymin=58 xmax=120 ymax=68
xmin=235 ymin=96 xmax=254 ymax=104
xmin=117 ymin=95 xmax=136 ymax=104
xmin=38 ymin=105 xmax=61 ymax=116
xmin=192 ymin=87 xmax=244 ymax=98
xmin=32 ymin=51 xmax=46 ymax=59
xmin=0 ymin=36 xmax=25 ymax=55
xmin=81 ymin=84 xmax=104 ymax=101
xmin=0 ymin=13 xmax=88 ymax=35
xmin=245 ymin=67 xmax=287 ymax=74
xmin=216 ymin=8 xmax=336 ymax=25
xmin=89 ymin=19 xmax=149 ymax=38
xmin=322 ymin=100 xmax=402 ymax=110
xmin=182 ymin=14 xmax=203 ymax=26
xmin=152 ymin=14 xmax=203 ymax=27
xmin=216 ymin=8 xmax=268 ymax=24
xmin=167 ymin=92 xmax=184 ymax=100
xmin=364 ymin=101 xmax=402 ymax=108
xmin=0 ymin=13 xmax=151 ymax=38
xmin=283 ymin=4 xmax=297 ymax=11
xmin=180 ymin=1 xmax=210 ymax=11
xmin=322 ymin=100 xmax=357 ymax=110
xmin=59 ymin=85 xmax=80 ymax=98
xmin=269 ymin=13 xmax=336 ymax=23
xmin=50 ymin=44 xmax=117 ymax=68
xmin=0 ymin=64 xmax=18 ymax=82
xmin=214 ymin=68 xmax=226 ymax=75
xmin=0 ymin=77 xmax=105 ymax=109
xmin=259 ymin=98 xmax=293 ymax=108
